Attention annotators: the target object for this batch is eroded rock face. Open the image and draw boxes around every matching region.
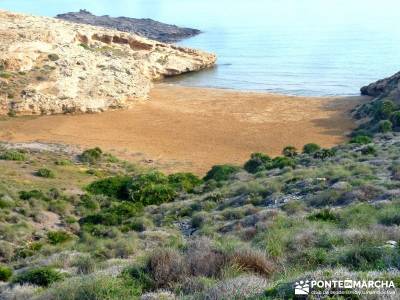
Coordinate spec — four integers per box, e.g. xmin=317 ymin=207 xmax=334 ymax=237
xmin=57 ymin=9 xmax=201 ymax=43
xmin=361 ymin=71 xmax=400 ymax=103
xmin=0 ymin=10 xmax=216 ymax=115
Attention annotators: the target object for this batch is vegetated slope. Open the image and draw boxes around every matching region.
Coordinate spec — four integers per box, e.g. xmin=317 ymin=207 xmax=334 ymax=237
xmin=0 ymin=10 xmax=216 ymax=116
xmin=1 ymin=121 xmax=400 ymax=299
xmin=56 ymin=9 xmax=201 ymax=43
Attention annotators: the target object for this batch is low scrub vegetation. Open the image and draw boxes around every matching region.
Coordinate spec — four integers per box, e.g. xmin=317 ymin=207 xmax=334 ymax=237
xmin=1 ymin=130 xmax=400 ymax=299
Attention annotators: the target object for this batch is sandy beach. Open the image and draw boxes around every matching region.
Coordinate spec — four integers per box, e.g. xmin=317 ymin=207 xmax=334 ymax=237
xmin=0 ymin=84 xmax=369 ymax=174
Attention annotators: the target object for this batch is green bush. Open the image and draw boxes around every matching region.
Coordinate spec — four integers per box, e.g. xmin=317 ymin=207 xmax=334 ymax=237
xmin=36 ymin=168 xmax=55 ymax=178
xmin=0 ymin=265 xmax=13 ymax=282
xmin=379 ymin=212 xmax=400 ymax=226
xmin=307 ymin=209 xmax=339 ymax=222
xmin=271 ymin=157 xmax=295 ymax=169
xmin=128 ymin=172 xmax=177 ymax=206
xmin=378 ymin=120 xmax=393 ymax=133
xmin=349 ymin=135 xmax=372 ymax=145
xmin=303 ymin=143 xmax=321 ymax=154
xmin=338 ymin=246 xmax=391 ymax=271
xmin=313 ymin=148 xmax=336 ymax=160
xmin=12 ymin=266 xmax=63 ymax=287
xmin=390 ymin=111 xmax=400 ymax=128
xmin=73 ymin=255 xmax=96 ymax=275
xmin=168 ymin=172 xmax=202 ymax=193
xmin=80 ymin=202 xmax=142 ymax=226
xmin=204 ymin=165 xmax=241 ymax=181
xmin=48 ymin=53 xmax=60 ymax=61
xmin=361 ymin=145 xmax=376 ymax=155
xmin=87 ymin=176 xmax=131 ymax=199
xmin=282 ymin=146 xmax=298 ymax=158
xmin=55 ymin=159 xmax=73 ymax=166
xmin=244 ymin=153 xmax=272 ymax=173
xmin=79 ymin=147 xmax=103 ymax=164
xmin=47 ymin=230 xmax=73 ymax=245
xmin=19 ymin=190 xmax=46 ymax=200
xmin=0 ymin=150 xmax=27 ymax=161
xmin=374 ymin=100 xmax=396 ymax=120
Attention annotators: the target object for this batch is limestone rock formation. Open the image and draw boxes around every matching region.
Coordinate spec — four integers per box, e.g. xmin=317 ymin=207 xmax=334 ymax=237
xmin=0 ymin=10 xmax=216 ymax=115
xmin=57 ymin=9 xmax=201 ymax=43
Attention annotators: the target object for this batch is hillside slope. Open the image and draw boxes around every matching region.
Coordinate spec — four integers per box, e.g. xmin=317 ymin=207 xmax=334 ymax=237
xmin=0 ymin=10 xmax=216 ymax=115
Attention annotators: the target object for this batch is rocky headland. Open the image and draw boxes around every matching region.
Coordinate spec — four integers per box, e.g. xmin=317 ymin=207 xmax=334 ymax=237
xmin=361 ymin=71 xmax=400 ymax=102
xmin=0 ymin=10 xmax=216 ymax=115
xmin=56 ymin=9 xmax=201 ymax=43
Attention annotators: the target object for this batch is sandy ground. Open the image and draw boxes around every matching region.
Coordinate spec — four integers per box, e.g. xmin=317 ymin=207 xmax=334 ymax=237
xmin=0 ymin=84 xmax=369 ymax=174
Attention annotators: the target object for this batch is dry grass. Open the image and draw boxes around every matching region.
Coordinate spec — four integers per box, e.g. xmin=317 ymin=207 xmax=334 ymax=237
xmin=231 ymin=248 xmax=275 ymax=277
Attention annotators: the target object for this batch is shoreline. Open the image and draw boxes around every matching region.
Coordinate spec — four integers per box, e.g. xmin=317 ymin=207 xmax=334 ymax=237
xmin=0 ymin=84 xmax=370 ymax=174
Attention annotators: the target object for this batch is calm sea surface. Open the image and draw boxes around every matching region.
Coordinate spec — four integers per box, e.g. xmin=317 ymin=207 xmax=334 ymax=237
xmin=1 ymin=0 xmax=400 ymax=96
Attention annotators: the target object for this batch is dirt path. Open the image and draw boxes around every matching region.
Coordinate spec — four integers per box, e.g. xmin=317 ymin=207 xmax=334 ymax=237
xmin=0 ymin=84 xmax=369 ymax=174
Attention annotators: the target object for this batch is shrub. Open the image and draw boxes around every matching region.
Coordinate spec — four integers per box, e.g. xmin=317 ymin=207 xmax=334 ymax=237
xmin=185 ymin=238 xmax=227 ymax=278
xmin=125 ymin=217 xmax=153 ymax=232
xmin=374 ymin=100 xmax=396 ymax=120
xmin=204 ymin=165 xmax=241 ymax=181
xmin=79 ymin=147 xmax=103 ymax=164
xmin=361 ymin=145 xmax=376 ymax=155
xmin=244 ymin=153 xmax=272 ymax=173
xmin=146 ymin=248 xmax=186 ymax=288
xmin=0 ymin=265 xmax=13 ymax=281
xmin=36 ymin=168 xmax=55 ymax=178
xmin=168 ymin=172 xmax=202 ymax=193
xmin=19 ymin=190 xmax=46 ymax=200
xmin=128 ymin=172 xmax=177 ymax=206
xmin=0 ymin=71 xmax=12 ymax=79
xmin=72 ymin=255 xmax=96 ymax=275
xmin=13 ymin=267 xmax=62 ymax=287
xmin=391 ymin=111 xmax=400 ymax=128
xmin=307 ymin=209 xmax=339 ymax=222
xmin=349 ymin=135 xmax=372 ymax=144
xmin=0 ymin=150 xmax=26 ymax=161
xmin=231 ymin=248 xmax=274 ymax=277
xmin=272 ymin=157 xmax=295 ymax=169
xmin=282 ymin=146 xmax=298 ymax=158
xmin=338 ymin=246 xmax=389 ymax=271
xmin=80 ymin=202 xmax=142 ymax=226
xmin=379 ymin=212 xmax=400 ymax=226
xmin=191 ymin=212 xmax=208 ymax=228
xmin=55 ymin=159 xmax=72 ymax=166
xmin=48 ymin=53 xmax=60 ymax=61
xmin=313 ymin=148 xmax=336 ymax=160
xmin=47 ymin=230 xmax=72 ymax=245
xmin=7 ymin=109 xmax=16 ymax=117
xmin=87 ymin=176 xmax=131 ymax=199
xmin=378 ymin=120 xmax=393 ymax=133
xmin=303 ymin=143 xmax=321 ymax=154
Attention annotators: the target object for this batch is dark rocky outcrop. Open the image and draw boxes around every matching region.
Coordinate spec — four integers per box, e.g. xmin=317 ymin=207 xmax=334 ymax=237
xmin=56 ymin=9 xmax=201 ymax=43
xmin=361 ymin=71 xmax=400 ymax=102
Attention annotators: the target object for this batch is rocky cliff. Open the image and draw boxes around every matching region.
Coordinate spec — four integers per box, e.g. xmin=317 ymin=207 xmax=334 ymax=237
xmin=361 ymin=71 xmax=400 ymax=103
xmin=56 ymin=10 xmax=201 ymax=43
xmin=0 ymin=10 xmax=216 ymax=115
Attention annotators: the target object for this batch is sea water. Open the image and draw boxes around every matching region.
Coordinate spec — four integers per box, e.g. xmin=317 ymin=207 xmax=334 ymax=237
xmin=1 ymin=0 xmax=400 ymax=96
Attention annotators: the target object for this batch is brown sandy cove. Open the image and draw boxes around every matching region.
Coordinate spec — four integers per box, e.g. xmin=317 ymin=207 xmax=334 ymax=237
xmin=0 ymin=84 xmax=369 ymax=174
